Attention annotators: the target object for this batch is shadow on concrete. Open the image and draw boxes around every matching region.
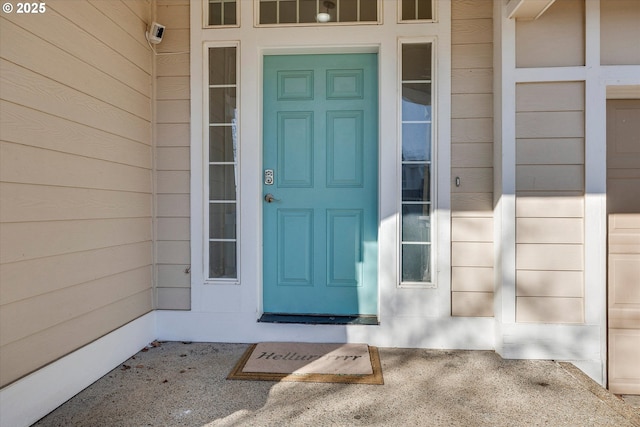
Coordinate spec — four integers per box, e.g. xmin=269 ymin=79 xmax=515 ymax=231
xmin=34 ymin=342 xmax=639 ymax=427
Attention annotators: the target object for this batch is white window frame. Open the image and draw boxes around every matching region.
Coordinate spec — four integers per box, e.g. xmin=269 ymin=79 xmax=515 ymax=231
xmin=253 ymin=0 xmax=382 ymax=27
xmin=203 ymin=41 xmax=241 ymax=285
xmin=203 ymin=0 xmax=241 ymax=28
xmin=398 ymin=37 xmax=437 ymax=289
xmin=397 ymin=0 xmax=437 ymax=23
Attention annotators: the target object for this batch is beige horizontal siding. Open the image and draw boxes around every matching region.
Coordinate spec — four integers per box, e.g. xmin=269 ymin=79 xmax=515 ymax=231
xmin=156 ymin=123 xmax=191 ymax=146
xmin=450 ymin=0 xmax=493 ymax=19
xmin=47 ymin=0 xmax=151 ymax=72
xmin=451 ymin=94 xmax=493 ymax=119
xmin=451 ymin=193 xmax=494 ymax=217
xmin=516 ymin=138 xmax=584 ymax=165
xmin=157 ymin=194 xmax=190 ymax=217
xmin=516 ymin=165 xmax=584 ymax=192
xmin=451 ymin=143 xmax=493 ymax=168
xmin=515 ymin=82 xmax=585 ymax=324
xmin=0 ymin=0 xmax=152 ymax=387
xmin=516 ymin=196 xmax=584 ymax=218
xmin=516 ymin=244 xmax=584 ymax=271
xmin=0 ymin=183 xmax=151 ymax=223
xmin=0 ymin=242 xmax=152 ymax=306
xmin=451 ymin=118 xmax=493 ymax=143
xmin=0 ymin=217 xmax=151 ymax=265
xmin=452 ymin=291 xmax=494 ymax=317
xmin=451 ymin=217 xmax=494 ymax=242
xmin=0 ymin=267 xmax=152 ymax=347
xmin=515 ymin=82 xmax=585 ymax=112
xmin=0 ymin=20 xmax=150 ymax=121
xmin=450 ymin=0 xmax=494 ymax=317
xmin=452 ymin=69 xmax=493 ymax=95
xmin=2 ymin=5 xmax=150 ymax=95
xmin=156 ymin=171 xmax=190 ymax=194
xmin=452 ymin=267 xmax=494 ymax=293
xmin=157 ymin=288 xmax=191 ymax=310
xmin=516 ymin=218 xmax=583 ymax=244
xmin=451 ymin=168 xmax=494 ymax=193
xmin=515 ymin=0 xmax=585 ymax=68
xmin=516 ymin=111 xmax=585 ymax=139
xmin=157 ymin=100 xmax=190 ymax=123
xmin=452 ymin=18 xmax=492 ymax=45
xmin=1 ymin=60 xmax=150 ymax=143
xmin=452 ymin=242 xmax=494 ymax=268
xmin=1 ymin=142 xmax=151 ymax=193
xmin=516 ymin=270 xmax=584 ymax=298
xmin=516 ymin=297 xmax=584 ymax=324
xmin=157 ymin=77 xmax=191 ymax=100
xmin=451 ymin=44 xmax=492 ymax=69
xmin=601 ymin=0 xmax=640 ymax=65
xmin=154 ymin=2 xmax=191 ymax=310
xmin=157 ymin=55 xmax=190 ymax=78
xmin=0 ymin=289 xmax=152 ymax=387
xmin=1 ymin=101 xmax=151 ymax=168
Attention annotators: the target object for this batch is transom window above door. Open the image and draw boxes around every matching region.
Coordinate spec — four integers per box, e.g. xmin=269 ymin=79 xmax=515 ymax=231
xmin=258 ymin=0 xmax=379 ymax=25
xmin=207 ymin=0 xmax=238 ymax=26
xmin=399 ymin=0 xmax=433 ymax=22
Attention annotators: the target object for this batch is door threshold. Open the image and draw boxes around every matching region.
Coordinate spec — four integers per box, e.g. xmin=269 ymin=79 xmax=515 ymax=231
xmin=258 ymin=313 xmax=379 ymax=325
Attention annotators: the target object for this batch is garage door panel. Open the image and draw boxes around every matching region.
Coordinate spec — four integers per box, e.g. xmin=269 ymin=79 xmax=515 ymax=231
xmin=607 ymin=99 xmax=640 ymax=395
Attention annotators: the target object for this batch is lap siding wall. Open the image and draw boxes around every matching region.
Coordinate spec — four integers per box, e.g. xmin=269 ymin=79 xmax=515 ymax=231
xmin=0 ymin=0 xmax=153 ymax=388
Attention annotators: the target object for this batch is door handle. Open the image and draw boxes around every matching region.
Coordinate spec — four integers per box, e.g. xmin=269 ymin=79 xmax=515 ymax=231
xmin=264 ymin=193 xmax=280 ymax=203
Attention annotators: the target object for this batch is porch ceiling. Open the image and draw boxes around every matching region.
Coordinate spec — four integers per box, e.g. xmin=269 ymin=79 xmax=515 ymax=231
xmin=507 ymin=0 xmax=557 ymax=20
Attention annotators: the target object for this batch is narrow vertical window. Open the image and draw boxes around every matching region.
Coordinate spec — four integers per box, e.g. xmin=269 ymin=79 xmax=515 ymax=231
xmin=208 ymin=47 xmax=238 ymax=280
xmin=400 ymin=43 xmax=433 ymax=285
xmin=207 ymin=0 xmax=238 ymax=26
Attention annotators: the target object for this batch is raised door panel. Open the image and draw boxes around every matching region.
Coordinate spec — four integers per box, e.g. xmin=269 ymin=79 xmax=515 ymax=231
xmin=278 ymin=112 xmax=314 ymax=187
xmin=326 ymin=111 xmax=363 ymax=187
xmin=327 ymin=210 xmax=363 ymax=287
xmin=277 ymin=209 xmax=314 ymax=286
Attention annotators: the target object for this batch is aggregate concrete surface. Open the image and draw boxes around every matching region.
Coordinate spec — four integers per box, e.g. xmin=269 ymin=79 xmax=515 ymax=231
xmin=34 ymin=342 xmax=640 ymax=427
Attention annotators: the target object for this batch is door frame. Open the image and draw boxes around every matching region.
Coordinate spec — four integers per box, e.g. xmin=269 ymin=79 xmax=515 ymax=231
xmin=605 ymin=87 xmax=640 ymax=393
xmin=190 ymin=9 xmax=455 ymax=338
xmin=257 ymin=46 xmax=382 ymax=317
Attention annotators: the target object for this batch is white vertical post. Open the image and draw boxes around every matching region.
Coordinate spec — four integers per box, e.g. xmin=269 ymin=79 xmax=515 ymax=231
xmin=436 ymin=0 xmax=452 ymax=316
xmin=494 ymin=0 xmax=518 ymax=354
xmin=190 ymin=2 xmax=205 ymax=311
xmin=583 ymin=0 xmax=607 ymax=386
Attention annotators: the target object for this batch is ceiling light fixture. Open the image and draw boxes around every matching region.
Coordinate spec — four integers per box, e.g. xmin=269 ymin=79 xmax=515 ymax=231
xmin=316 ymin=0 xmax=335 ymax=23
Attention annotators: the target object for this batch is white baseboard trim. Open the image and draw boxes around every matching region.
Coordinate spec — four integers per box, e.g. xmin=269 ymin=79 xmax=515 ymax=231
xmin=0 ymin=312 xmax=156 ymax=427
xmin=496 ymin=322 xmax=604 ymax=385
xmin=155 ymin=310 xmax=496 ymax=350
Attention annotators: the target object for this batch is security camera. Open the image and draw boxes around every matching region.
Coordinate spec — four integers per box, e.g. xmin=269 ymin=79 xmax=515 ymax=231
xmin=146 ymin=22 xmax=165 ymax=44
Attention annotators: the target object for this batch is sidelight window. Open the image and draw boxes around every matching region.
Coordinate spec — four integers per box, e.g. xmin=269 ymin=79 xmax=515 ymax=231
xmin=400 ymin=42 xmax=433 ymax=286
xmin=207 ymin=46 xmax=239 ymax=281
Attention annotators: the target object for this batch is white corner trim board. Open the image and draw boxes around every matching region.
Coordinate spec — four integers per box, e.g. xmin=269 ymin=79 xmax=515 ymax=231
xmin=0 ymin=312 xmax=156 ymax=427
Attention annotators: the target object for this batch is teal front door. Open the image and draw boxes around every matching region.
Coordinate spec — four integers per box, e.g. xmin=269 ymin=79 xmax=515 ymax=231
xmin=263 ymin=53 xmax=378 ymax=316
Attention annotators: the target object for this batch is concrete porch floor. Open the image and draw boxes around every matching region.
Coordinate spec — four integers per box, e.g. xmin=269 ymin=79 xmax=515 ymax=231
xmin=34 ymin=342 xmax=640 ymax=426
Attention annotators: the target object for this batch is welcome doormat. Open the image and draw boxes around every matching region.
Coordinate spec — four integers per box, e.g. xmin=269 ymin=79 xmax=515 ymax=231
xmin=228 ymin=342 xmax=384 ymax=384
